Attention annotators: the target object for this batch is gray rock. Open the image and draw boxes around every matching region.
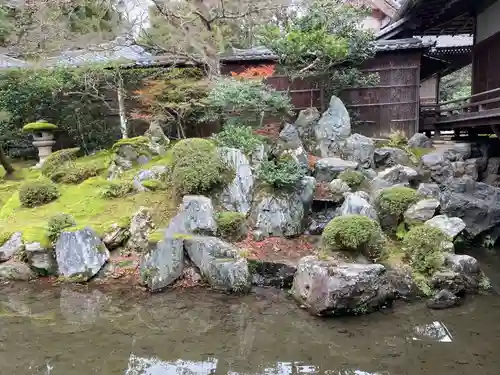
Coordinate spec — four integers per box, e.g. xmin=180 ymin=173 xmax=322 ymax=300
xmin=252 ymin=230 xmax=265 ymax=242
xmin=408 ymin=133 xmax=432 ymax=148
xmin=140 ymin=223 xmax=184 ymax=292
xmin=251 ymin=177 xmax=315 ymax=238
xmin=182 ymin=195 xmax=217 ymax=235
xmin=426 ymin=289 xmax=460 ymax=310
xmin=102 ymin=224 xmax=130 ymax=250
xmin=0 ymin=261 xmax=35 ymax=281
xmin=250 ymin=143 xmax=266 ymax=170
xmin=291 ymin=256 xmax=395 ymax=316
xmin=446 ymin=142 xmax=471 ymax=161
xmin=314 ymin=96 xmax=351 ymax=157
xmin=328 ymin=179 xmax=351 ymax=203
xmin=55 ymin=228 xmax=109 ymax=281
xmin=404 ymin=199 xmax=440 ymax=225
xmin=487 ymin=156 xmax=500 ymax=175
xmin=218 ymin=147 xmax=254 ymax=215
xmin=0 ymin=232 xmax=23 ymax=262
xmin=314 ymin=157 xmax=358 ymax=182
xmin=374 ymin=147 xmax=411 ymax=168
xmin=341 ymin=133 xmax=375 ymax=169
xmin=25 ymin=242 xmax=58 ymax=275
xmin=338 ymin=191 xmax=378 ymax=221
xmin=452 ymin=159 xmax=479 ymax=180
xmin=421 ymin=151 xmax=453 ymax=184
xmin=386 ymin=265 xmax=419 ymax=299
xmin=184 ymin=236 xmax=251 ymax=292
xmin=425 ymin=215 xmax=466 ymax=239
xmin=371 ymin=164 xmax=419 ymax=191
xmin=441 ymin=241 xmax=455 ymax=253
xmin=307 ymin=204 xmax=339 ymax=235
xmin=273 ymin=124 xmax=309 ymax=172
xmin=417 ymin=183 xmax=440 ymax=199
xmin=431 ymin=271 xmax=479 ymax=295
xmin=134 ymin=166 xmax=169 ymax=182
xmin=126 ymin=207 xmax=154 ymax=252
xmin=295 ymin=107 xmax=320 ymax=152
xmin=145 ymin=120 xmax=169 ymax=155
xmin=444 ymin=253 xmax=480 ymax=275
xmin=439 ymin=178 xmax=500 ymax=237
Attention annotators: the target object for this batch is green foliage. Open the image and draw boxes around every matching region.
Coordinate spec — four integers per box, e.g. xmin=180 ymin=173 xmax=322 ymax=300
xmin=257 ymin=158 xmax=305 ymax=189
xmin=216 ymin=211 xmax=246 ymax=240
xmin=47 ymin=213 xmax=76 ymax=242
xmin=100 ymin=180 xmax=134 ymax=199
xmin=213 ymin=125 xmax=263 ymax=155
xmin=0 ymin=231 xmax=12 ymax=246
xmin=141 ymin=180 xmax=164 ymax=191
xmin=387 ymin=130 xmax=408 ymax=148
xmin=440 ymin=65 xmax=471 ymax=103
xmin=322 ymin=214 xmax=385 ymax=261
xmin=203 ymin=78 xmax=293 ymax=127
xmin=403 ymin=225 xmax=449 ymax=276
xmin=41 ymin=148 xmax=81 ymax=179
xmin=51 ymin=164 xmax=101 ymax=184
xmin=338 ymin=169 xmax=365 ymax=188
xmin=22 ymin=122 xmax=58 ymax=133
xmin=19 ymin=179 xmax=60 ymax=208
xmin=170 ymin=138 xmax=226 ymax=195
xmin=375 ymin=187 xmax=419 ymax=226
xmin=111 ymin=136 xmax=152 ymax=154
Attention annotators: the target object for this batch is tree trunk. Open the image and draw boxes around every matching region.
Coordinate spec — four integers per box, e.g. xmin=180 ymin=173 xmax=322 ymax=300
xmin=0 ymin=146 xmax=14 ymax=175
xmin=117 ymin=71 xmax=129 ymax=139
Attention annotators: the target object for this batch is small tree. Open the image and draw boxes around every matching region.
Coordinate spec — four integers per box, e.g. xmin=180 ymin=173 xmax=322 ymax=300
xmin=258 ymin=0 xmax=378 ymax=93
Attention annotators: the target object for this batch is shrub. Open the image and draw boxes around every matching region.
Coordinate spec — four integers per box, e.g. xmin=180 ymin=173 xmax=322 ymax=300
xmin=322 ymin=215 xmax=385 ymax=260
xmin=338 ymin=169 xmax=365 ymax=188
xmin=22 ymin=121 xmax=58 ymax=132
xmin=100 ymin=181 xmax=134 ymax=199
xmin=51 ymin=164 xmax=101 ymax=184
xmin=213 ymin=125 xmax=263 ymax=155
xmin=216 ymin=211 xmax=246 ymax=240
xmin=41 ymin=147 xmax=81 ymax=178
xmin=387 ymin=130 xmax=408 ymax=148
xmin=171 ymin=138 xmax=216 ymax=163
xmin=257 ymin=157 xmax=304 ymax=189
xmin=19 ymin=179 xmax=60 ymax=208
xmin=375 ymin=187 xmax=419 ymax=228
xmin=403 ymin=225 xmax=449 ymax=276
xmin=47 ymin=213 xmax=76 ymax=242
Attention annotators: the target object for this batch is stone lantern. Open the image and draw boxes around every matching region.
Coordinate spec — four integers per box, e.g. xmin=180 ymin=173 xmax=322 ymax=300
xmin=22 ymin=120 xmax=57 ymax=167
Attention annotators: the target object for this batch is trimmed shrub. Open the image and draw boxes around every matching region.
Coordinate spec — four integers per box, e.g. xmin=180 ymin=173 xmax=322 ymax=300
xmin=51 ymin=164 xmax=101 ymax=184
xmin=171 ymin=138 xmax=216 ymax=164
xmin=41 ymin=147 xmax=81 ymax=178
xmin=322 ymin=214 xmax=385 ymax=261
xmin=403 ymin=225 xmax=449 ymax=276
xmin=375 ymin=187 xmax=419 ymax=230
xmin=100 ymin=181 xmax=134 ymax=199
xmin=47 ymin=213 xmax=76 ymax=242
xmin=257 ymin=157 xmax=305 ymax=189
xmin=19 ymin=179 xmax=60 ymax=208
xmin=216 ymin=211 xmax=246 ymax=241
xmin=213 ymin=125 xmax=263 ymax=155
xmin=338 ymin=169 xmax=365 ymax=188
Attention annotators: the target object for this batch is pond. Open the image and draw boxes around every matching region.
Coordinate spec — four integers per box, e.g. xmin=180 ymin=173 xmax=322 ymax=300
xmin=1 ymin=277 xmax=499 ymax=375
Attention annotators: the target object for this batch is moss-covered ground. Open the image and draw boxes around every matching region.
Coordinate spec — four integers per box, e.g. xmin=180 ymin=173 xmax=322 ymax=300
xmin=0 ymin=149 xmax=177 ymax=245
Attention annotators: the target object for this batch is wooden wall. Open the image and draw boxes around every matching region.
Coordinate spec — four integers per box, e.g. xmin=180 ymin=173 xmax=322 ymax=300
xmin=473 ymin=30 xmax=500 ymax=97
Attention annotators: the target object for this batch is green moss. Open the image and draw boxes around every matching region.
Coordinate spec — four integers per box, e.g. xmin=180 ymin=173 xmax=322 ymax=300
xmin=0 ymin=231 xmax=13 ymax=246
xmin=19 ymin=179 xmax=59 ymax=208
xmin=141 ymin=180 xmax=164 ymax=191
xmin=51 ymin=163 xmax=103 ymax=184
xmin=23 ymin=226 xmax=51 ymax=249
xmin=375 ymin=187 xmax=419 ymax=231
xmin=387 ymin=130 xmax=408 ymax=147
xmin=215 ymin=211 xmax=246 ymax=240
xmin=172 ymin=233 xmax=194 ymax=240
xmin=256 ymin=157 xmax=305 ymax=190
xmin=22 ymin=122 xmax=58 ymax=132
xmin=111 ymin=136 xmax=151 ymax=154
xmin=402 ymin=225 xmax=449 ymax=276
xmin=148 ymin=229 xmax=164 ymax=243
xmin=41 ymin=148 xmax=81 ymax=179
xmin=338 ymin=169 xmax=365 ymax=188
xmin=99 ymin=180 xmax=134 ymax=199
xmin=321 ymin=214 xmax=386 ymax=261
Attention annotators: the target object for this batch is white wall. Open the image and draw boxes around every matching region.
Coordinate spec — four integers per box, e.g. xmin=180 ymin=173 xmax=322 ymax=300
xmin=477 ymin=0 xmax=500 ymax=43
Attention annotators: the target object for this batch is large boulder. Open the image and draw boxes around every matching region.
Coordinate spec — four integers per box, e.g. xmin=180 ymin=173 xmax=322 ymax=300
xmin=425 ymin=215 xmax=466 ymax=239
xmin=404 ymin=199 xmax=440 ymax=226
xmin=314 ymin=158 xmax=358 ymax=182
xmin=0 ymin=232 xmax=23 ymax=262
xmin=25 ymin=242 xmax=58 ymax=275
xmin=273 ymin=123 xmax=309 ymax=172
xmin=432 ymin=254 xmax=483 ymax=295
xmin=338 ymin=191 xmax=378 ymax=221
xmin=144 ymin=119 xmax=169 ymax=154
xmin=374 ymin=147 xmax=411 ymax=168
xmin=291 ymin=256 xmax=395 ymax=316
xmin=251 ymin=177 xmax=315 ymax=238
xmin=126 ymin=207 xmax=154 ymax=252
xmin=371 ymin=164 xmax=420 ymax=192
xmin=416 ymin=183 xmax=440 ymax=199
xmin=55 ymin=228 xmax=109 ymax=281
xmin=451 ymin=159 xmax=479 ymax=181
xmin=439 ymin=178 xmax=500 ymax=237
xmin=182 ymin=195 xmax=217 ymax=235
xmin=421 ymin=151 xmax=453 ymax=184
xmin=140 ymin=214 xmax=185 ymax=292
xmin=295 ymin=107 xmax=320 ymax=152
xmin=408 ymin=133 xmax=432 ymax=148
xmin=0 ymin=261 xmax=36 ymax=281
xmin=218 ymin=147 xmax=255 ymax=215
xmin=314 ymin=96 xmax=351 ymax=157
xmin=184 ymin=236 xmax=251 ymax=292
xmin=445 ymin=142 xmax=472 ymax=161
xmin=341 ymin=133 xmax=375 ymax=169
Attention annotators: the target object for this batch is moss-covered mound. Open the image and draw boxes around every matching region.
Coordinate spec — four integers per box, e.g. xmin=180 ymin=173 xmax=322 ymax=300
xmin=19 ymin=179 xmax=59 ymax=208
xmin=338 ymin=169 xmax=365 ymax=188
xmin=375 ymin=186 xmax=419 ymax=232
xmin=257 ymin=157 xmax=304 ymax=189
xmin=41 ymin=148 xmax=81 ymax=178
xmin=216 ymin=211 xmax=246 ymax=241
xmin=322 ymin=214 xmax=386 ymax=261
xmin=22 ymin=121 xmax=58 ymax=132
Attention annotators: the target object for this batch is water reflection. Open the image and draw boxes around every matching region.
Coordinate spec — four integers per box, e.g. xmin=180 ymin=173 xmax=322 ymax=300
xmin=411 ymin=321 xmax=453 ymax=343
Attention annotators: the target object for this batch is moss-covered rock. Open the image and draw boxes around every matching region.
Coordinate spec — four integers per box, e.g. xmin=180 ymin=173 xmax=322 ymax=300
xmin=402 ymin=225 xmax=450 ymax=276
xmin=99 ymin=180 xmax=134 ymax=199
xmin=216 ymin=211 xmax=247 ymax=241
xmin=22 ymin=121 xmax=58 ymax=133
xmin=337 ymin=169 xmax=365 ymax=188
xmin=50 ymin=163 xmax=102 ymax=184
xmin=322 ymin=214 xmax=386 ymax=261
xmin=141 ymin=180 xmax=164 ymax=191
xmin=41 ymin=148 xmax=81 ymax=179
xmin=19 ymin=179 xmax=59 ymax=208
xmin=47 ymin=213 xmax=76 ymax=242
xmin=375 ymin=186 xmax=419 ymax=232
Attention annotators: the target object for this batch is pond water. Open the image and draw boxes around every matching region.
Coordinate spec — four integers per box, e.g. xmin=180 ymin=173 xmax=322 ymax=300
xmin=1 ymin=277 xmax=500 ymax=375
